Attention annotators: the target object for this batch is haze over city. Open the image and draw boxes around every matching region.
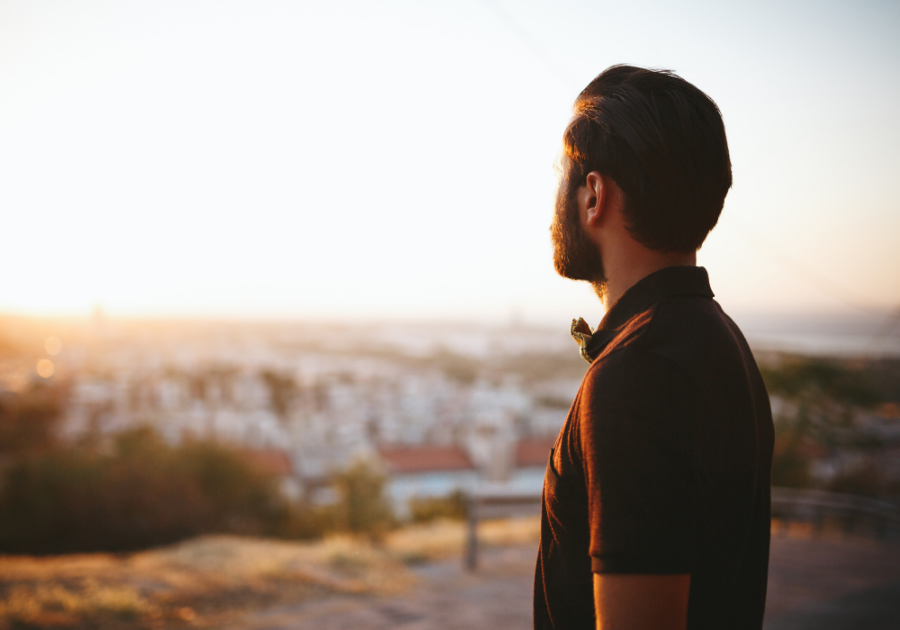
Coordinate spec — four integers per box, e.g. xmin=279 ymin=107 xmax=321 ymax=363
xmin=1 ymin=0 xmax=898 ymax=331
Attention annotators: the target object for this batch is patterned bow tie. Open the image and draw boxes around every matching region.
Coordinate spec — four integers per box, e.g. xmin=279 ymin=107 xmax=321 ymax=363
xmin=570 ymin=317 xmax=595 ymax=364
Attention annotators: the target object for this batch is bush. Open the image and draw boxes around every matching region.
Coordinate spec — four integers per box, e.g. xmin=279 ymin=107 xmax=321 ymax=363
xmin=409 ymin=490 xmax=467 ymax=523
xmin=770 ymin=434 xmax=813 ymax=489
xmin=826 ymin=460 xmax=895 ymax=498
xmin=760 ymin=358 xmax=879 ymax=407
xmin=331 ymin=459 xmax=395 ymax=538
xmin=0 ymin=428 xmax=284 ymax=554
xmin=0 ymin=383 xmax=65 ymax=455
xmin=269 ymin=503 xmax=337 ymax=540
xmin=0 ymin=428 xmax=410 ymax=553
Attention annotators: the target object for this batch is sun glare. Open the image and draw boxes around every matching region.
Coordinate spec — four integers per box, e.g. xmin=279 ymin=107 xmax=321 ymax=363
xmin=36 ymin=359 xmax=55 ymax=378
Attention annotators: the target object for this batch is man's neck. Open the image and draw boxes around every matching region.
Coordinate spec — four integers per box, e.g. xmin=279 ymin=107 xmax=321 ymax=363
xmin=598 ymin=251 xmax=697 ymax=310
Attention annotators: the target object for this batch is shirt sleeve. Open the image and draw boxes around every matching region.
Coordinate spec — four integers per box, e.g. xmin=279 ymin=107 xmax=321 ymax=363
xmin=579 ymin=348 xmax=697 ymax=574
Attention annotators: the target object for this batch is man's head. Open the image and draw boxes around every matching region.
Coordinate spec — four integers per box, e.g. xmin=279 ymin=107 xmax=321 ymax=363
xmin=551 ymin=65 xmax=732 ymax=285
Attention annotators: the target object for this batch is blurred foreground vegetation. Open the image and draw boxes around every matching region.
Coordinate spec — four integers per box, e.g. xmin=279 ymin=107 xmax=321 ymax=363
xmin=0 ymin=383 xmax=395 ymax=555
xmin=0 ymin=429 xmax=285 ymax=554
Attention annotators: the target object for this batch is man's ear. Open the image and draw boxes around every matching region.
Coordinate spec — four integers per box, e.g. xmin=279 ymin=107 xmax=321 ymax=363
xmin=582 ymin=171 xmax=607 ymax=227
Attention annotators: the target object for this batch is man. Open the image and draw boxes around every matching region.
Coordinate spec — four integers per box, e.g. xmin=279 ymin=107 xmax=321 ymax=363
xmin=534 ymin=65 xmax=774 ymax=630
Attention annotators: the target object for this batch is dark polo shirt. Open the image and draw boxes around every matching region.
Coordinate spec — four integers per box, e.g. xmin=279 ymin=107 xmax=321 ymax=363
xmin=534 ymin=266 xmax=774 ymax=630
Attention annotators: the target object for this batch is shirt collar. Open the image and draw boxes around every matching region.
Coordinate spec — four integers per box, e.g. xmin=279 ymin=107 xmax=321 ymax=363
xmin=583 ymin=265 xmax=714 ymax=360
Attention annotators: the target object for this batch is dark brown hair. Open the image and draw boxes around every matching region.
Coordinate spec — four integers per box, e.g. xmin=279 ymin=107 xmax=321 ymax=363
xmin=563 ymin=65 xmax=732 ymax=252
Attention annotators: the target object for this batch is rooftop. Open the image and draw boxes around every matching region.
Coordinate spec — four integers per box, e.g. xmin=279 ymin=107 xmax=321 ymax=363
xmin=515 ymin=437 xmax=555 ymax=468
xmin=378 ymin=444 xmax=474 ymax=474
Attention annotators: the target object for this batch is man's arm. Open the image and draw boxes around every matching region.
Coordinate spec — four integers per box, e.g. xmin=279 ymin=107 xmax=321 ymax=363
xmin=580 ymin=351 xmax=698 ymax=628
xmin=594 ymin=574 xmax=690 ymax=630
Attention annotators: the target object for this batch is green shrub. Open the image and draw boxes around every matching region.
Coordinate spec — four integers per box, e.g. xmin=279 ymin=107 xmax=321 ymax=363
xmin=770 ymin=433 xmax=813 ymax=488
xmin=0 ymin=427 xmax=283 ymax=554
xmin=0 ymin=383 xmax=65 ymax=455
xmin=827 ymin=460 xmax=895 ymax=498
xmin=331 ymin=459 xmax=395 ymax=537
xmin=408 ymin=490 xmax=467 ymax=523
xmin=270 ymin=503 xmax=337 ymax=540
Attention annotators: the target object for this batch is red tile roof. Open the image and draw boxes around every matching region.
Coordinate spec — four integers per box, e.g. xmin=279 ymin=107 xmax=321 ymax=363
xmin=378 ymin=444 xmax=474 ymax=474
xmin=515 ymin=438 xmax=555 ymax=468
xmin=242 ymin=449 xmax=293 ymax=477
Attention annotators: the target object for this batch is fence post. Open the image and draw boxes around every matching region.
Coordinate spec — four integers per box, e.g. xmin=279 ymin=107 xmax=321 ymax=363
xmin=465 ymin=494 xmax=478 ymax=572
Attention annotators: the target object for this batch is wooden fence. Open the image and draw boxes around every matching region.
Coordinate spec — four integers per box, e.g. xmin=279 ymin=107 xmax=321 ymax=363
xmin=771 ymin=487 xmax=900 ymax=536
xmin=463 ymin=486 xmax=900 ymax=571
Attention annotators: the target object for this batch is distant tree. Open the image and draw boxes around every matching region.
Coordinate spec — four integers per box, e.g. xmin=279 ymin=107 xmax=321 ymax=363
xmin=761 ymin=358 xmax=879 ymax=445
xmin=770 ymin=434 xmax=813 ymax=489
xmin=761 ymin=357 xmax=881 ymax=489
xmin=332 ymin=458 xmax=395 ymax=538
xmin=761 ymin=358 xmax=879 ymax=408
xmin=0 ymin=382 xmax=66 ymax=455
xmin=432 ymin=350 xmax=479 ymax=384
xmin=260 ymin=369 xmax=297 ymax=419
xmin=826 ymin=459 xmax=893 ymax=498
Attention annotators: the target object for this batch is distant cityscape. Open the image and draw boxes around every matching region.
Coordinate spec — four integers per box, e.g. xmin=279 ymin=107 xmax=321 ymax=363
xmin=0 ymin=316 xmax=594 ymax=513
xmin=1 ymin=312 xmax=898 ymax=515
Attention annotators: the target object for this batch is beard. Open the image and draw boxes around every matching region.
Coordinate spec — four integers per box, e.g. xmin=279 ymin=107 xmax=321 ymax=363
xmin=550 ymin=170 xmax=607 ymax=294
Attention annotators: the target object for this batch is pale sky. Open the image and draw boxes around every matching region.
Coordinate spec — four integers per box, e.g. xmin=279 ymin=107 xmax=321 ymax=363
xmin=1 ymin=0 xmax=898 ymax=326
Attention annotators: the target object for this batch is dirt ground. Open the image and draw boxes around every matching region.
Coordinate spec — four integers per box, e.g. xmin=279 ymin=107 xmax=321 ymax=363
xmin=0 ymin=518 xmax=537 ymax=629
xmin=225 ymin=533 xmax=900 ymax=630
xmin=2 ymin=522 xmax=898 ymax=629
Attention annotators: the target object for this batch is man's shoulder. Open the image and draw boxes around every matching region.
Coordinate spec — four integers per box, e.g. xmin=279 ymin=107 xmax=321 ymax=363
xmin=575 ymin=335 xmax=702 ymax=444
xmin=593 ymin=291 xmax=721 ymax=352
xmin=581 ymin=337 xmax=695 ymax=408
xmin=649 ymin=292 xmax=736 ymax=344
xmin=583 ymin=295 xmax=746 ymax=395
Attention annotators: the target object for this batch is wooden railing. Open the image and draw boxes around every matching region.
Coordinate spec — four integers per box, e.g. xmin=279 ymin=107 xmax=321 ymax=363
xmin=771 ymin=487 xmax=900 ymax=536
xmin=463 ymin=486 xmax=900 ymax=571
xmin=465 ymin=487 xmax=542 ymax=571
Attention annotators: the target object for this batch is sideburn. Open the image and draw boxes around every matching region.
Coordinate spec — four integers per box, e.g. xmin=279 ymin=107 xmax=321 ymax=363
xmin=551 ymin=171 xmax=607 ymax=285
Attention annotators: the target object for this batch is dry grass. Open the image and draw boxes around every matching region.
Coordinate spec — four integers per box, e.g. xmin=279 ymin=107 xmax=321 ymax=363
xmin=0 ymin=517 xmax=540 ymax=629
xmin=0 ymin=582 xmax=149 ymax=625
xmin=383 ymin=516 xmax=541 ymax=564
xmin=0 ymin=535 xmax=411 ymax=629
